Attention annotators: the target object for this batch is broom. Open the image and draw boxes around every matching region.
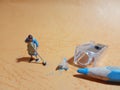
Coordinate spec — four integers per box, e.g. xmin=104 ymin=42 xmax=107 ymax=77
xmin=30 ymin=44 xmax=47 ymax=66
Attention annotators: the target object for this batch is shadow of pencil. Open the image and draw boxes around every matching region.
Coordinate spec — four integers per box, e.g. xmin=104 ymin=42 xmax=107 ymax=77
xmin=73 ymin=74 xmax=120 ymax=86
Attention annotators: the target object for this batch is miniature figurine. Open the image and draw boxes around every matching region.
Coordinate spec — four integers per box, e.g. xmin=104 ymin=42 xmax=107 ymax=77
xmin=25 ymin=34 xmax=39 ymax=63
xmin=25 ymin=34 xmax=47 ymax=66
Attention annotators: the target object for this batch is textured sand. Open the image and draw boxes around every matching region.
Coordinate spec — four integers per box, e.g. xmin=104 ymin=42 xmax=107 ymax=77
xmin=0 ymin=0 xmax=120 ymax=90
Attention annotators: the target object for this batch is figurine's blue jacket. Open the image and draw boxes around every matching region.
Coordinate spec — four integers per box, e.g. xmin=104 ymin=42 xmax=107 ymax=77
xmin=25 ymin=38 xmax=39 ymax=47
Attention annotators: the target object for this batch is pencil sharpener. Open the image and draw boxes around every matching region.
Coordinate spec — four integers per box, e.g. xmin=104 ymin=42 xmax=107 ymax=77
xmin=74 ymin=41 xmax=107 ymax=67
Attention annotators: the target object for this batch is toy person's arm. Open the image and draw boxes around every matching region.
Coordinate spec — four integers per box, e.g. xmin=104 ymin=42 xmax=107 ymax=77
xmin=25 ymin=38 xmax=29 ymax=43
xmin=33 ymin=38 xmax=39 ymax=47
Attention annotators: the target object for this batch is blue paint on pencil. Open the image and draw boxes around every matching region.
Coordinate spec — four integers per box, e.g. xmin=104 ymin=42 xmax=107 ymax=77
xmin=77 ymin=66 xmax=120 ymax=82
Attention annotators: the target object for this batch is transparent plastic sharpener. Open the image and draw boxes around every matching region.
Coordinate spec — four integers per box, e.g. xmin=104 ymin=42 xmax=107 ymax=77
xmin=74 ymin=41 xmax=107 ymax=67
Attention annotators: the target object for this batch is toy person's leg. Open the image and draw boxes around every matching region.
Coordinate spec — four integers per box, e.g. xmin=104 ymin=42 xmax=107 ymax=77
xmin=35 ymin=55 xmax=40 ymax=63
xmin=29 ymin=55 xmax=33 ymax=62
xmin=34 ymin=52 xmax=40 ymax=63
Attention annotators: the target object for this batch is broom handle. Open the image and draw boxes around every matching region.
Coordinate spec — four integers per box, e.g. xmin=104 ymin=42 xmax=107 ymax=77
xmin=30 ymin=44 xmax=45 ymax=62
xmin=36 ymin=51 xmax=45 ymax=62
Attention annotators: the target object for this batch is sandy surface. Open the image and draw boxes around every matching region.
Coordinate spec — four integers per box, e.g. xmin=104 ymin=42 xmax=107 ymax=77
xmin=0 ymin=0 xmax=120 ymax=90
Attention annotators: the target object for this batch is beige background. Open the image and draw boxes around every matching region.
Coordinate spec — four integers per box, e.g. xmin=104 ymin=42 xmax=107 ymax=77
xmin=0 ymin=0 xmax=120 ymax=90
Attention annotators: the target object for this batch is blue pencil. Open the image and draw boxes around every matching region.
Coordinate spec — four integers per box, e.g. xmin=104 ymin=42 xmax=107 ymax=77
xmin=77 ymin=66 xmax=120 ymax=82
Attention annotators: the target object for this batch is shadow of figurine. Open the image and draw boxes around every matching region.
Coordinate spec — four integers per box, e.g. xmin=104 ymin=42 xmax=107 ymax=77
xmin=16 ymin=57 xmax=35 ymax=63
xmin=73 ymin=74 xmax=120 ymax=86
xmin=16 ymin=57 xmax=44 ymax=65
